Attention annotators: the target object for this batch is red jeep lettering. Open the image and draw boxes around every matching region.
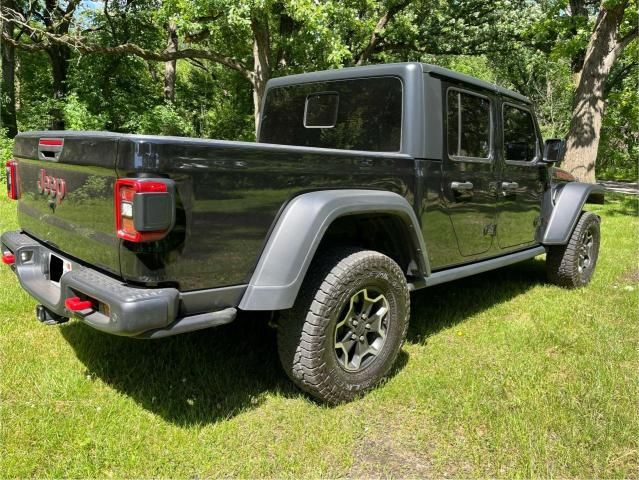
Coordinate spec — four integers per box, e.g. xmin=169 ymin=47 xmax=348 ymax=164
xmin=37 ymin=169 xmax=66 ymax=204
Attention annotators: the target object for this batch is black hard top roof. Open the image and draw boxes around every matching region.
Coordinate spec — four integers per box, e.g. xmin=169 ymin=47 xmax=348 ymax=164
xmin=266 ymin=62 xmax=531 ymax=104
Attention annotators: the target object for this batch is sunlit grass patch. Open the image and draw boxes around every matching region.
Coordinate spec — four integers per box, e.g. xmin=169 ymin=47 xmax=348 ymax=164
xmin=0 ymin=193 xmax=637 ymax=477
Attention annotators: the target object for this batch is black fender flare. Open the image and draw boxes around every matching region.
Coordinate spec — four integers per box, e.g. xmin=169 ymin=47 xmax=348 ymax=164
xmin=239 ymin=189 xmax=429 ymax=311
xmin=541 ymin=182 xmax=604 ymax=245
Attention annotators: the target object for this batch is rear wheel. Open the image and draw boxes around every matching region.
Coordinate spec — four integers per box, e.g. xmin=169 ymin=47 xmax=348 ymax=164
xmin=546 ymin=211 xmax=601 ymax=288
xmin=277 ymin=248 xmax=409 ymax=404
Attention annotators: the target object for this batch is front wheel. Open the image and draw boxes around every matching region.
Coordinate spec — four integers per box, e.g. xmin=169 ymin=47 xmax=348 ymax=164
xmin=546 ymin=211 xmax=601 ymax=288
xmin=277 ymin=248 xmax=409 ymax=404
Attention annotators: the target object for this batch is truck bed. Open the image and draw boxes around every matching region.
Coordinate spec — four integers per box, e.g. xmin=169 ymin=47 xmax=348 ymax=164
xmin=13 ymin=131 xmax=416 ymax=291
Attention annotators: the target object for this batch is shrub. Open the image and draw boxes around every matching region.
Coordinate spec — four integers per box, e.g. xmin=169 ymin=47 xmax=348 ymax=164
xmin=0 ymin=130 xmax=15 ymax=184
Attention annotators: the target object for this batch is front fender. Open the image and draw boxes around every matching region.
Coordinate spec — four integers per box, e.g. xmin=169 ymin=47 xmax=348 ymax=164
xmin=239 ymin=190 xmax=428 ymax=311
xmin=541 ymin=182 xmax=604 ymax=245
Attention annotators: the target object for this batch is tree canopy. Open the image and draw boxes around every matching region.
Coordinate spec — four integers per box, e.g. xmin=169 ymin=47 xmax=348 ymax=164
xmin=1 ymin=0 xmax=637 ymax=181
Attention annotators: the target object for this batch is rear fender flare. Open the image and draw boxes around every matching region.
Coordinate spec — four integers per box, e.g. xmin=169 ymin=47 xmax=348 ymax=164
xmin=541 ymin=182 xmax=604 ymax=245
xmin=239 ymin=190 xmax=428 ymax=311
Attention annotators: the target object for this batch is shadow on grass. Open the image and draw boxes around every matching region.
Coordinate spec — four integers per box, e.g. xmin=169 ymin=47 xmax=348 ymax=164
xmin=408 ymin=257 xmax=547 ymax=343
xmin=601 ymin=194 xmax=638 ymax=217
xmin=61 ymin=313 xmax=294 ymax=425
xmin=61 ymin=311 xmax=409 ymax=425
xmin=60 ymin=258 xmax=545 ymax=425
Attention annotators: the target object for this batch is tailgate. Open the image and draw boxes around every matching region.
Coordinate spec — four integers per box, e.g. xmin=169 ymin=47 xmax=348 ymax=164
xmin=13 ymin=131 xmax=122 ymax=276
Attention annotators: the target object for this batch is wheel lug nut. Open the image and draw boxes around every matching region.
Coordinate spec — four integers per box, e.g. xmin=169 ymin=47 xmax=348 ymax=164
xmin=351 ymin=334 xmax=357 ymax=340
xmin=365 ymin=323 xmax=370 ymax=329
xmin=361 ymin=314 xmax=367 ymax=320
xmin=359 ymin=335 xmax=365 ymax=341
xmin=352 ymin=320 xmax=358 ymax=326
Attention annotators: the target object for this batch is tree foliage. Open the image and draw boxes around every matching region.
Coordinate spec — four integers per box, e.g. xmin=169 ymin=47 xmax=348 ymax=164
xmin=0 ymin=0 xmax=637 ymax=180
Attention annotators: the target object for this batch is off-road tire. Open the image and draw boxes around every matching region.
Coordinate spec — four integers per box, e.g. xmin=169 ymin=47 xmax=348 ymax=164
xmin=277 ymin=248 xmax=410 ymax=404
xmin=546 ymin=211 xmax=600 ymax=288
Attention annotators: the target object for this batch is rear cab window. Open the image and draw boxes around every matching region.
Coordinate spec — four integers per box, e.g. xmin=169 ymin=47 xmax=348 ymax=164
xmin=259 ymin=76 xmax=403 ymax=152
xmin=502 ymin=104 xmax=539 ymax=163
xmin=446 ymin=88 xmax=492 ymax=162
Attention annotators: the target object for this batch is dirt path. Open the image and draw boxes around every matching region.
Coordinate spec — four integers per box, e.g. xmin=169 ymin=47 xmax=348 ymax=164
xmin=598 ymin=180 xmax=639 ymax=196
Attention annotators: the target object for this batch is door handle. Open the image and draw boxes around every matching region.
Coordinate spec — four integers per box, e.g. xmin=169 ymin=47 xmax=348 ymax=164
xmin=451 ymin=181 xmax=474 ymax=191
xmin=501 ymin=181 xmax=519 ymax=191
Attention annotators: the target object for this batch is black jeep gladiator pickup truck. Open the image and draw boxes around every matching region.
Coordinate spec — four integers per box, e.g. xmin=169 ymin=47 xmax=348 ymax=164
xmin=2 ymin=63 xmax=603 ymax=403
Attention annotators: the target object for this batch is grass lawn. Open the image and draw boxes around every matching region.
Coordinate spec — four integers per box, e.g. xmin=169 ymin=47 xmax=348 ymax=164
xmin=1 ymin=193 xmax=637 ymax=478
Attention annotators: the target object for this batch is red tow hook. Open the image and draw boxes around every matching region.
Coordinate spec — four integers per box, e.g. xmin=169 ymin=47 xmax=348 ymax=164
xmin=65 ymin=297 xmax=93 ymax=312
xmin=1 ymin=252 xmax=15 ymax=265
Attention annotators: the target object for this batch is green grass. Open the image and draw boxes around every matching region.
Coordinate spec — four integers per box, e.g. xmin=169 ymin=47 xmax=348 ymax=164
xmin=1 ymin=194 xmax=637 ymax=478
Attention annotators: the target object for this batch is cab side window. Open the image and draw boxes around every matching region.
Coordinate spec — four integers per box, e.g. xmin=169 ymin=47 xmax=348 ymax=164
xmin=447 ymin=90 xmax=491 ymax=160
xmin=503 ymin=105 xmax=538 ymax=162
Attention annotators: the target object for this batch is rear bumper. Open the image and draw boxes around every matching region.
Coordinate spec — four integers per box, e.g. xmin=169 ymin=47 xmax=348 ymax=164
xmin=1 ymin=231 xmax=236 ymax=338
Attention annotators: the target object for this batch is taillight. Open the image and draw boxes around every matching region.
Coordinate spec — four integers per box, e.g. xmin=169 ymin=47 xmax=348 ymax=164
xmin=1 ymin=252 xmax=15 ymax=265
xmin=114 ymin=178 xmax=174 ymax=242
xmin=6 ymin=160 xmax=18 ymax=200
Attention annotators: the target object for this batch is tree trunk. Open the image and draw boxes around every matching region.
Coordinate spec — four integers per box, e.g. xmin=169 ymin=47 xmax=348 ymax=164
xmin=164 ymin=22 xmax=178 ymax=102
xmin=251 ymin=15 xmax=270 ymax=136
xmin=562 ymin=3 xmax=630 ymax=183
xmin=42 ymin=0 xmax=80 ymax=130
xmin=47 ymin=44 xmax=69 ymax=130
xmin=355 ymin=1 xmax=410 ymax=66
xmin=568 ymin=0 xmax=588 ymax=79
xmin=274 ymin=2 xmax=294 ymax=68
xmin=0 ymin=0 xmax=17 ymax=137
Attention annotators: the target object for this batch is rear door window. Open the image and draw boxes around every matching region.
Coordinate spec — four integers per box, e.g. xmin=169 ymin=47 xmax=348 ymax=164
xmin=447 ymin=89 xmax=492 ymax=161
xmin=502 ymin=105 xmax=538 ymax=162
xmin=260 ymin=77 xmax=402 ymax=152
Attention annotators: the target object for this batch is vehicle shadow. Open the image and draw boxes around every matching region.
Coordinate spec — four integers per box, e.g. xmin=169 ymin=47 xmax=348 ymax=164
xmin=408 ymin=257 xmax=547 ymax=343
xmin=60 ymin=258 xmax=545 ymax=425
xmin=61 ymin=311 xmax=409 ymax=425
xmin=61 ymin=313 xmax=294 ymax=425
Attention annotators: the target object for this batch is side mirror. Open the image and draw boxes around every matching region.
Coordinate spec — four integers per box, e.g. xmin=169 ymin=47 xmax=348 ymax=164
xmin=543 ymin=138 xmax=565 ymax=163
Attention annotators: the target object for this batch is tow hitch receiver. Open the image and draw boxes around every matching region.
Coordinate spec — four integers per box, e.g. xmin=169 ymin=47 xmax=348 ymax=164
xmin=36 ymin=304 xmax=68 ymax=325
xmin=65 ymin=296 xmax=93 ymax=312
